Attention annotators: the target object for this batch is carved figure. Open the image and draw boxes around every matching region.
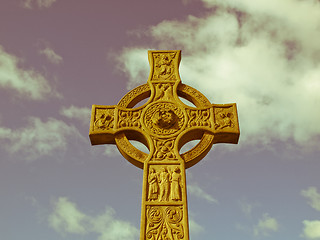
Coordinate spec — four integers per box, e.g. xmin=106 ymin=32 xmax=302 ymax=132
xmin=171 ymin=167 xmax=182 ymax=201
xmin=155 ymin=54 xmax=174 ymax=78
xmin=215 ymin=112 xmax=233 ymax=129
xmin=158 ymin=167 xmax=170 ymax=201
xmin=148 ymin=168 xmax=159 ymax=201
xmin=154 ymin=84 xmax=173 ymax=101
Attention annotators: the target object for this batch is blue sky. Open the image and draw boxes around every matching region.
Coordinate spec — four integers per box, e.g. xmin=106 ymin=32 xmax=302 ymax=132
xmin=0 ymin=0 xmax=320 ymax=239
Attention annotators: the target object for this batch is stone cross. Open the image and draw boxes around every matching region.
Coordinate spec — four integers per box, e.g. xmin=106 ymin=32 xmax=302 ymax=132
xmin=89 ymin=50 xmax=239 ymax=240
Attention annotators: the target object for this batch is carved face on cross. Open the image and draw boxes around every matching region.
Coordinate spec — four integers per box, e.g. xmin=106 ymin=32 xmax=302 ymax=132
xmin=89 ymin=50 xmax=239 ymax=240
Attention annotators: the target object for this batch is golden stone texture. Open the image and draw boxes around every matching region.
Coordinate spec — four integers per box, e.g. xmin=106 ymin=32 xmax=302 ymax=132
xmin=89 ymin=50 xmax=240 ymax=240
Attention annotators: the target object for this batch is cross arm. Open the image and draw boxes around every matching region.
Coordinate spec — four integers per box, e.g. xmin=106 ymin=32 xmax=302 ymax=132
xmin=89 ymin=104 xmax=145 ymax=146
xmin=178 ymin=103 xmax=240 ymax=151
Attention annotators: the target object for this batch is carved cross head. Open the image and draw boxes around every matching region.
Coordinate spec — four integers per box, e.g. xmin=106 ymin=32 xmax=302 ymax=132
xmin=89 ymin=50 xmax=239 ymax=169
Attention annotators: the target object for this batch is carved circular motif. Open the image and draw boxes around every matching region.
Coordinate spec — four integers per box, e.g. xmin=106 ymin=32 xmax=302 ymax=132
xmin=143 ymin=102 xmax=185 ymax=136
xmin=165 ymin=206 xmax=183 ymax=224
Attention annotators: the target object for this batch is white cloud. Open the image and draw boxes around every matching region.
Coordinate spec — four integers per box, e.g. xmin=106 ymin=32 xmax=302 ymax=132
xmin=0 ymin=45 xmax=59 ymax=100
xmin=203 ymin=0 xmax=320 ymax=52
xmin=22 ymin=0 xmax=57 ymax=9
xmin=49 ymin=197 xmax=139 ymax=240
xmin=117 ymin=0 xmax=320 ymax=149
xmin=115 ymin=48 xmax=149 ymax=90
xmin=49 ymin=197 xmax=87 ymax=234
xmin=302 ymin=187 xmax=320 ymax=212
xmin=302 ymin=220 xmax=320 ymax=239
xmin=253 ymin=213 xmax=279 ymax=237
xmin=60 ymin=105 xmax=91 ymax=125
xmin=0 ymin=117 xmax=84 ymax=161
xmin=187 ymin=183 xmax=218 ymax=204
xmin=39 ymin=47 xmax=63 ymax=64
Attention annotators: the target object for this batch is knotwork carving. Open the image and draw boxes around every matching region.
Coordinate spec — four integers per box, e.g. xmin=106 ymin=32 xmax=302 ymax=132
xmin=214 ymin=107 xmax=235 ymax=130
xmin=118 ymin=110 xmax=141 ymax=128
xmin=144 ymin=102 xmax=185 ymax=136
xmin=152 ymin=52 xmax=177 ymax=81
xmin=154 ymin=138 xmax=176 ymax=160
xmin=146 ymin=206 xmax=184 ymax=240
xmin=94 ymin=108 xmax=114 ymax=130
xmin=186 ymin=109 xmax=211 ymax=127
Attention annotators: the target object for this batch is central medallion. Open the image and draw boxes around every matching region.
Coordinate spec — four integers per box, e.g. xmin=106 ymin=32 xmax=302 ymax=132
xmin=142 ymin=102 xmax=185 ymax=137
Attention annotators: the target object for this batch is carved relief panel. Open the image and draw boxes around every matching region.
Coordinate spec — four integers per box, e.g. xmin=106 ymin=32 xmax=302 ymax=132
xmin=146 ymin=205 xmax=184 ymax=240
xmin=152 ymin=52 xmax=177 ymax=81
xmin=147 ymin=164 xmax=183 ymax=202
xmin=154 ymin=83 xmax=174 ymax=101
xmin=214 ymin=107 xmax=236 ymax=130
xmin=93 ymin=108 xmax=115 ymax=130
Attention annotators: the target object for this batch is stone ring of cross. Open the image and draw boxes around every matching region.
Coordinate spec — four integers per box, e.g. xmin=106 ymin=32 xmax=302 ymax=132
xmin=114 ymin=82 xmax=216 ymax=169
xmin=89 ymin=50 xmax=239 ymax=240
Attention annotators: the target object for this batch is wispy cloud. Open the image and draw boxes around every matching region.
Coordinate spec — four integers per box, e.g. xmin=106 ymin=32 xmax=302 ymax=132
xmin=0 ymin=45 xmax=59 ymax=100
xmin=238 ymin=199 xmax=260 ymax=218
xmin=0 ymin=117 xmax=85 ymax=161
xmin=39 ymin=47 xmax=63 ymax=64
xmin=187 ymin=183 xmax=218 ymax=204
xmin=253 ymin=213 xmax=279 ymax=237
xmin=189 ymin=217 xmax=204 ymax=237
xmin=22 ymin=0 xmax=57 ymax=9
xmin=60 ymin=105 xmax=91 ymax=125
xmin=301 ymin=187 xmax=320 ymax=212
xmin=48 ymin=197 xmax=139 ymax=240
xmin=117 ymin=0 xmax=320 ymax=149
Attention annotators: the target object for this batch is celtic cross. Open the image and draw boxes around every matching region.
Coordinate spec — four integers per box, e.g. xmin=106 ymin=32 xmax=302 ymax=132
xmin=89 ymin=50 xmax=239 ymax=240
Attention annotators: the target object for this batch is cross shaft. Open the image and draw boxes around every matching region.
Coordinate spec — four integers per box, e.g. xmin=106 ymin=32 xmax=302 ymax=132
xmin=89 ymin=50 xmax=239 ymax=240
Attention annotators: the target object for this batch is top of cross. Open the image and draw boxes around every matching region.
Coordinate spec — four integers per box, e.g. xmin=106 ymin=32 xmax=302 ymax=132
xmin=89 ymin=50 xmax=239 ymax=169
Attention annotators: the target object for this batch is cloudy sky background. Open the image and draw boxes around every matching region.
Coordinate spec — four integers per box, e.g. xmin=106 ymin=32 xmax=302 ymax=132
xmin=1 ymin=0 xmax=320 ymax=239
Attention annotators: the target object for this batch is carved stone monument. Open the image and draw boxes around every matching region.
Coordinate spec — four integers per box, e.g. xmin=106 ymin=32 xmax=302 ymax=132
xmin=89 ymin=50 xmax=239 ymax=240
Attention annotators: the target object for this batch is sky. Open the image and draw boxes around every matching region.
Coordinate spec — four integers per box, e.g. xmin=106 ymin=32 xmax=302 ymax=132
xmin=0 ymin=0 xmax=320 ymax=239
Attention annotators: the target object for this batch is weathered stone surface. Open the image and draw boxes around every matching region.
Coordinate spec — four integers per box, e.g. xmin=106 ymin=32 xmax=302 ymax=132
xmin=89 ymin=50 xmax=240 ymax=240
